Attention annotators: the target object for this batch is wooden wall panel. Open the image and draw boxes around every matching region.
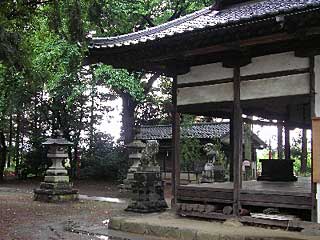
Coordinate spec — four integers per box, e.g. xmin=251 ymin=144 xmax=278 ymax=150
xmin=313 ymin=118 xmax=320 ymax=183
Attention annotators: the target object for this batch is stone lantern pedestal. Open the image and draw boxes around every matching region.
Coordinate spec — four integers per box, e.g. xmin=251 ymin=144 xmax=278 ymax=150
xmin=34 ymin=131 xmax=78 ymax=202
xmin=126 ymin=171 xmax=168 ymax=213
xmin=126 ymin=140 xmax=168 ymax=213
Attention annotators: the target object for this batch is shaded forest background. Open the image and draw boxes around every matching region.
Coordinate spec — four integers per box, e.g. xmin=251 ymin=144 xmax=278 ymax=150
xmin=0 ymin=0 xmax=213 ymax=181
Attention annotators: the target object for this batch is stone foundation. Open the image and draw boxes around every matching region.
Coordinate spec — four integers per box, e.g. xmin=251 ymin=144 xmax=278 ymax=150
xmin=126 ymin=171 xmax=168 ymax=213
xmin=34 ymin=182 xmax=78 ymax=202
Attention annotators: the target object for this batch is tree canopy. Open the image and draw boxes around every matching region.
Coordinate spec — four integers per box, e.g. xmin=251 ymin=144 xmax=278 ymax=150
xmin=0 ymin=0 xmax=213 ymax=181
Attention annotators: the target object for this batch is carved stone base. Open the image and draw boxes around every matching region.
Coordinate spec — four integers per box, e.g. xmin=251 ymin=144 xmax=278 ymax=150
xmin=34 ymin=182 xmax=78 ymax=202
xmin=44 ymin=175 xmax=69 ymax=182
xmin=122 ymin=172 xmax=135 ymax=190
xmin=126 ymin=171 xmax=168 ymax=213
xmin=213 ymin=165 xmax=227 ymax=182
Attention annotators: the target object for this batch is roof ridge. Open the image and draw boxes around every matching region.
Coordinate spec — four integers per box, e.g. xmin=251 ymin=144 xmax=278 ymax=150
xmin=140 ymin=122 xmax=229 ymax=128
xmin=91 ymin=6 xmax=213 ymax=45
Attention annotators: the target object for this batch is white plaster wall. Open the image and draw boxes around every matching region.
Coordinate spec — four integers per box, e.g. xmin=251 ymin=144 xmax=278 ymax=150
xmin=177 ymin=82 xmax=233 ymax=105
xmin=315 ymin=55 xmax=320 ymax=117
xmin=241 ymin=52 xmax=309 ymax=76
xmin=240 ymin=73 xmax=310 ymax=100
xmin=177 ymin=52 xmax=310 ymax=106
xmin=177 ymin=62 xmax=233 ymax=84
xmin=177 ymin=73 xmax=309 ymax=106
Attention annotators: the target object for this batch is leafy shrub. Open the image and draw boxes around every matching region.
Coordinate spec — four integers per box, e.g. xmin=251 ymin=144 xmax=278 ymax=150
xmin=180 ymin=137 xmax=202 ymax=172
xmin=80 ymin=132 xmax=128 ymax=180
xmin=18 ymin=148 xmax=48 ymax=179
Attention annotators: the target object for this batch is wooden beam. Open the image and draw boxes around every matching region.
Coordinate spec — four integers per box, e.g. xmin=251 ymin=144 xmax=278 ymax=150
xmin=183 ymin=33 xmax=294 ymax=58
xmin=171 ymin=75 xmax=180 ymax=206
xmin=233 ymin=65 xmax=243 ymax=216
xmin=223 ymin=51 xmax=251 ymax=68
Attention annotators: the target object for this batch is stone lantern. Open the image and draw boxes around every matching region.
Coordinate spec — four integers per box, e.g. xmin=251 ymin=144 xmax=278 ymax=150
xmin=123 ymin=139 xmax=146 ymax=189
xmin=34 ymin=131 xmax=78 ymax=202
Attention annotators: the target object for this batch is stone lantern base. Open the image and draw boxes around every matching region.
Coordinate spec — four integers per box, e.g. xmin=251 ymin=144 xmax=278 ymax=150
xmin=34 ymin=181 xmax=78 ymax=202
xmin=126 ymin=171 xmax=168 ymax=213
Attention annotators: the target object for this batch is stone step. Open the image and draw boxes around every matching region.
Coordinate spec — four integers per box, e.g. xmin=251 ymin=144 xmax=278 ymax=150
xmin=109 ymin=212 xmax=320 ymax=240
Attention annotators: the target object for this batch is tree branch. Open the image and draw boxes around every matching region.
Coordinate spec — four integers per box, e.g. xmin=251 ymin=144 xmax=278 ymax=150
xmin=144 ymin=73 xmax=161 ymax=95
xmin=142 ymin=15 xmax=155 ymax=27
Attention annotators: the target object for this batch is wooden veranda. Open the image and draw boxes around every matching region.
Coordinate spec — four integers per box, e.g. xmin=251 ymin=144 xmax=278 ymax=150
xmin=178 ymin=178 xmax=312 ymax=211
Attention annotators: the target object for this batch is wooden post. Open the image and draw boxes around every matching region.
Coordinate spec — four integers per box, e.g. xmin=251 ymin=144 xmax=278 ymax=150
xmin=277 ymin=122 xmax=283 ymax=159
xmin=229 ymin=118 xmax=234 ymax=182
xmin=309 ymin=56 xmax=317 ymax=222
xmin=284 ymin=124 xmax=290 ymax=161
xmin=233 ymin=65 xmax=242 ymax=216
xmin=301 ymin=128 xmax=307 ymax=175
xmin=171 ymin=75 xmax=180 ymax=206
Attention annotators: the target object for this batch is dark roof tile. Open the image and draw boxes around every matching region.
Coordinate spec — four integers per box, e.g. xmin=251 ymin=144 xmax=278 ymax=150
xmin=136 ymin=123 xmax=230 ymax=140
xmin=90 ymin=0 xmax=320 ymax=49
xmin=135 ymin=123 xmax=267 ymax=149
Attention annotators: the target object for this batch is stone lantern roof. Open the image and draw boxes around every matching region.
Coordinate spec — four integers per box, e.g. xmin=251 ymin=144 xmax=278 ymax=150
xmin=126 ymin=139 xmax=146 ymax=149
xmin=42 ymin=130 xmax=73 ymax=146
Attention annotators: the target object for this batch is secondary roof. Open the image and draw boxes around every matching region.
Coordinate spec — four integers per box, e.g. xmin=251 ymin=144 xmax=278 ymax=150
xmin=135 ymin=123 xmax=266 ymax=149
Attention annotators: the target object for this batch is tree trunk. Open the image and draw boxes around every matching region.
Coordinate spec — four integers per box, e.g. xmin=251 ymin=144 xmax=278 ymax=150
xmin=7 ymin=115 xmax=13 ymax=168
xmin=73 ymin=144 xmax=79 ymax=178
xmin=121 ymin=93 xmax=137 ymax=145
xmin=89 ymin=84 xmax=95 ymax=157
xmin=301 ymin=128 xmax=308 ymax=174
xmin=0 ymin=131 xmax=7 ymax=182
xmin=14 ymin=112 xmax=21 ymax=174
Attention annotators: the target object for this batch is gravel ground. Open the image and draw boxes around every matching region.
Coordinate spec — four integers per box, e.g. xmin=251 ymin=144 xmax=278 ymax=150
xmin=0 ymin=179 xmax=130 ymax=240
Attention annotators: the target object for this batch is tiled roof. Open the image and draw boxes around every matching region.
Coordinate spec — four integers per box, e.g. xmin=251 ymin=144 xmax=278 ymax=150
xmin=136 ymin=123 xmax=267 ymax=149
xmin=136 ymin=123 xmax=230 ymax=140
xmin=89 ymin=0 xmax=320 ymax=50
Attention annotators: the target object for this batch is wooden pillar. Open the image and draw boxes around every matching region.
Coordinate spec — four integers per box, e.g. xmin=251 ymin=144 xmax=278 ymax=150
xmin=284 ymin=124 xmax=291 ymax=161
xmin=171 ymin=75 xmax=180 ymax=206
xmin=277 ymin=122 xmax=283 ymax=159
xmin=229 ymin=118 xmax=234 ymax=182
xmin=301 ymin=128 xmax=308 ymax=175
xmin=232 ymin=65 xmax=242 ymax=216
xmin=309 ymin=56 xmax=317 ymax=222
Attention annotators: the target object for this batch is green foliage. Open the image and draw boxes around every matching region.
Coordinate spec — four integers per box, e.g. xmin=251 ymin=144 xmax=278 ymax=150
xmin=180 ymin=137 xmax=202 ymax=171
xmin=30 ymin=18 xmax=83 ymax=97
xmin=137 ymin=76 xmax=172 ymax=125
xmin=80 ymin=132 xmax=128 ymax=180
xmin=180 ymin=114 xmax=202 ymax=171
xmin=18 ymin=148 xmax=48 ymax=179
xmin=291 ymin=133 xmax=311 ymax=176
xmin=210 ymin=139 xmax=227 ymax=165
xmin=95 ymin=64 xmax=145 ymax=101
xmin=0 ymin=0 xmax=214 ymax=180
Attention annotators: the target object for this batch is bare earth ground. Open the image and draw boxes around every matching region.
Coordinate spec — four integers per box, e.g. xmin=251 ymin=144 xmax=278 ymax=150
xmin=0 ymin=179 xmax=134 ymax=240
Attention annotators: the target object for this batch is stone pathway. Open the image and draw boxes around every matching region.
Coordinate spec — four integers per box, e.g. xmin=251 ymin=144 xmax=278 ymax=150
xmin=107 ymin=211 xmax=320 ymax=240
